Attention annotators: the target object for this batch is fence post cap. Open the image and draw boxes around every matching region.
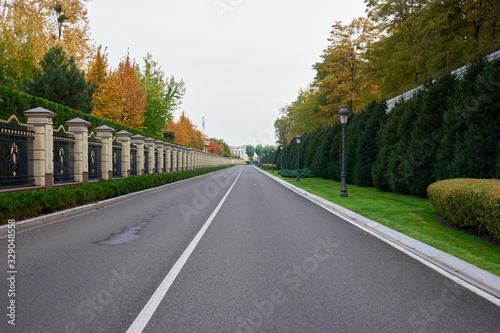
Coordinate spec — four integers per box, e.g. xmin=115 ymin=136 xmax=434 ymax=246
xmin=144 ymin=137 xmax=156 ymax=146
xmin=65 ymin=117 xmax=91 ymax=127
xmin=23 ymin=107 xmax=56 ymax=117
xmin=94 ymin=124 xmax=115 ymax=132
xmin=115 ymin=130 xmax=132 ymax=137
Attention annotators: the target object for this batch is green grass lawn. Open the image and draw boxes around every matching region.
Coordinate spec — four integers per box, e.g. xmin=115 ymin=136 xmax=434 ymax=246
xmin=263 ymin=169 xmax=500 ymax=277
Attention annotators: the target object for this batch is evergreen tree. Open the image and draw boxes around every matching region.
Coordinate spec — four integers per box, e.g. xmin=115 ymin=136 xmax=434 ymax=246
xmin=387 ymin=92 xmax=423 ymax=194
xmin=436 ymin=58 xmax=500 ymax=180
xmin=315 ymin=126 xmax=337 ymax=179
xmin=25 ymin=45 xmax=94 ymax=113
xmin=403 ymin=75 xmax=456 ymax=196
xmin=327 ymin=125 xmax=342 ymax=181
xmin=353 ymin=100 xmax=387 ymax=187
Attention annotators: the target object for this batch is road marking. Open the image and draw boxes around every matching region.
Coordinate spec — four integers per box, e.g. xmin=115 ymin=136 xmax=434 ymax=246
xmin=126 ymin=167 xmax=244 ymax=333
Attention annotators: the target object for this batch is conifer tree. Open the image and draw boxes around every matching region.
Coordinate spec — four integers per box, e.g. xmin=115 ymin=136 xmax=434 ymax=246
xmin=25 ymin=45 xmax=94 ymax=113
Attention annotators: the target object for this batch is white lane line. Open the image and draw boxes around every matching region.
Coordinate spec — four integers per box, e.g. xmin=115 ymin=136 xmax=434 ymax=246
xmin=126 ymin=167 xmax=244 ymax=333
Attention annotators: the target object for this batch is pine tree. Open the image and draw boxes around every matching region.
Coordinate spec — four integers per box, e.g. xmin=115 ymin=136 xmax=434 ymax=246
xmin=25 ymin=45 xmax=94 ymax=113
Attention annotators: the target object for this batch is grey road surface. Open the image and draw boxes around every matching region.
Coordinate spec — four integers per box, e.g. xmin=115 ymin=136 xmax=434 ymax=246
xmin=1 ymin=165 xmax=499 ymax=332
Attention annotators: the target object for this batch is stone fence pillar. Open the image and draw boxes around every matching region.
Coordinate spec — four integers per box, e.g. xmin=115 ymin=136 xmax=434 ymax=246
xmin=180 ymin=147 xmax=186 ymax=171
xmin=116 ymin=131 xmax=132 ymax=177
xmin=65 ymin=118 xmax=91 ymax=183
xmin=94 ymin=125 xmax=114 ymax=180
xmin=131 ymin=134 xmax=145 ymax=175
xmin=156 ymin=140 xmax=164 ymax=173
xmin=164 ymin=143 xmax=171 ymax=172
xmin=144 ymin=138 xmax=155 ymax=174
xmin=23 ymin=107 xmax=56 ymax=188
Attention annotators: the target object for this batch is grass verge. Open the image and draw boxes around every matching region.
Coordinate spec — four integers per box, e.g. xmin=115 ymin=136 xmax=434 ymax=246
xmin=263 ymin=169 xmax=500 ymax=277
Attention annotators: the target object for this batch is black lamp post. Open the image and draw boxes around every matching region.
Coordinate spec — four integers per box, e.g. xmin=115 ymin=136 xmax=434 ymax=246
xmin=271 ymin=148 xmax=274 ymax=173
xmin=339 ymin=106 xmax=349 ymax=197
xmin=266 ymin=151 xmax=269 ymax=171
xmin=280 ymin=144 xmax=283 ymax=175
xmin=296 ymin=134 xmax=301 ymax=182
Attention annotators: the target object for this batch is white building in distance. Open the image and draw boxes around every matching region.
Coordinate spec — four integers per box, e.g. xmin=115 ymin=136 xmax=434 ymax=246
xmin=230 ymin=145 xmax=257 ymax=162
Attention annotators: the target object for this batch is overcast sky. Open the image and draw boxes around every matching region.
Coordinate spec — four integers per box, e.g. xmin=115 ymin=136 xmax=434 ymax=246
xmin=86 ymin=0 xmax=367 ymax=147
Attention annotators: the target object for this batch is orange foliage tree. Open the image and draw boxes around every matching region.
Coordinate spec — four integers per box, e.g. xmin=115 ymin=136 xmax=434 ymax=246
xmin=207 ymin=139 xmax=222 ymax=155
xmin=165 ymin=111 xmax=204 ymax=149
xmin=88 ymin=50 xmax=146 ymax=129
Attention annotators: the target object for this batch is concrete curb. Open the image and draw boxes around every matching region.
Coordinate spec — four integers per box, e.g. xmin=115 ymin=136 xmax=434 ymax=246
xmin=0 ymin=169 xmax=229 ymax=237
xmin=255 ymin=167 xmax=500 ymax=301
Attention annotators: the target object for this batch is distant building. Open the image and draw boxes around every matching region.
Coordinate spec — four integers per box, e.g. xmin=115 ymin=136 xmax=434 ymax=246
xmin=230 ymin=145 xmax=256 ymax=162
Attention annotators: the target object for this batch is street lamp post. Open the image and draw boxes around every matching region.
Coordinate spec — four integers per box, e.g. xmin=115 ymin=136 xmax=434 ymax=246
xmin=271 ymin=148 xmax=274 ymax=173
xmin=296 ymin=135 xmax=301 ymax=182
xmin=339 ymin=106 xmax=349 ymax=197
xmin=266 ymin=152 xmax=269 ymax=171
xmin=280 ymin=144 xmax=283 ymax=175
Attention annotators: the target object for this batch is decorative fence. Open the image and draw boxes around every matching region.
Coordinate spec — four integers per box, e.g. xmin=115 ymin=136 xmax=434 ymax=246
xmin=112 ymin=137 xmax=122 ymax=179
xmin=0 ymin=116 xmax=34 ymax=188
xmin=88 ymin=133 xmax=102 ymax=181
xmin=53 ymin=126 xmax=75 ymax=184
xmin=0 ymin=107 xmax=243 ymax=190
xmin=130 ymin=141 xmax=137 ymax=177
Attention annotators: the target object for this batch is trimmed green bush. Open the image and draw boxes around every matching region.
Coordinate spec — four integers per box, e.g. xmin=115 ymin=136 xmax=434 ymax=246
xmin=261 ymin=164 xmax=277 ymax=170
xmin=279 ymin=168 xmax=317 ymax=178
xmin=0 ymin=166 xmax=231 ymax=223
xmin=427 ymin=179 xmax=500 ymax=241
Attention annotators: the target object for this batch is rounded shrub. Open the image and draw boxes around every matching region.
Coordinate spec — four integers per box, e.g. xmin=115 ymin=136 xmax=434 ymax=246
xmin=427 ymin=178 xmax=500 ymax=240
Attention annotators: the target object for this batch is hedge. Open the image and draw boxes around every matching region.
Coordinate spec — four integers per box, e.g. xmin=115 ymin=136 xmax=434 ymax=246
xmin=262 ymin=56 xmax=499 ymax=197
xmin=0 ymin=85 xmax=164 ymax=140
xmin=427 ymin=179 xmax=500 ymax=241
xmin=279 ymin=168 xmax=317 ymax=178
xmin=261 ymin=164 xmax=277 ymax=170
xmin=0 ymin=166 xmax=231 ymax=223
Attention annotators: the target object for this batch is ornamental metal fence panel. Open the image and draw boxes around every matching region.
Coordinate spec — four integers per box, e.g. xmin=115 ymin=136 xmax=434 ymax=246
xmin=130 ymin=142 xmax=137 ymax=176
xmin=112 ymin=137 xmax=122 ymax=178
xmin=53 ymin=126 xmax=75 ymax=184
xmin=88 ymin=133 xmax=102 ymax=181
xmin=155 ymin=148 xmax=159 ymax=173
xmin=170 ymin=151 xmax=173 ymax=172
xmin=0 ymin=116 xmax=34 ymax=188
xmin=144 ymin=149 xmax=149 ymax=175
xmin=163 ymin=151 xmax=167 ymax=173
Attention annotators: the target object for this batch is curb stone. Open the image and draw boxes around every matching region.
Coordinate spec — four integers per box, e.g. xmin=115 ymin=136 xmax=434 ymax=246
xmin=255 ymin=167 xmax=500 ymax=302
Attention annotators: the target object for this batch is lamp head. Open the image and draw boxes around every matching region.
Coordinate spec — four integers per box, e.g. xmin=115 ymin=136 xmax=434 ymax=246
xmin=339 ymin=106 xmax=349 ymax=125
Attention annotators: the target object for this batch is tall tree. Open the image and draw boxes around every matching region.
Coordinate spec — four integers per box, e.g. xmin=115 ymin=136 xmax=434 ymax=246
xmin=254 ymin=144 xmax=265 ymax=157
xmin=274 ymin=105 xmax=292 ymax=145
xmin=1 ymin=0 xmax=94 ymax=69
xmin=137 ymin=53 xmax=185 ymax=138
xmin=87 ymin=45 xmax=110 ymax=116
xmin=314 ymin=17 xmax=380 ymax=116
xmin=165 ymin=111 xmax=204 ymax=149
xmin=0 ymin=3 xmax=37 ymax=89
xmin=25 ymin=45 xmax=94 ymax=113
xmin=245 ymin=145 xmax=255 ymax=161
xmin=365 ymin=0 xmax=500 ymax=96
xmin=91 ymin=52 xmax=146 ymax=128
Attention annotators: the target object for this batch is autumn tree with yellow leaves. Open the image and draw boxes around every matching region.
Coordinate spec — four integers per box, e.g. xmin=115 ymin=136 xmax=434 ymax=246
xmin=165 ymin=111 xmax=204 ymax=150
xmin=88 ymin=50 xmax=146 ymax=129
xmin=0 ymin=0 xmax=94 ymax=88
xmin=275 ymin=17 xmax=380 ymax=144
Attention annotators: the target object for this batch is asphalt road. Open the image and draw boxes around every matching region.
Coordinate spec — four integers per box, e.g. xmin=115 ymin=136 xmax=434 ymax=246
xmin=1 ymin=165 xmax=499 ymax=332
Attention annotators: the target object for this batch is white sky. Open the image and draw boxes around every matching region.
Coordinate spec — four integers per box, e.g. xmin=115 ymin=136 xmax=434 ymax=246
xmin=86 ymin=0 xmax=367 ymax=147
